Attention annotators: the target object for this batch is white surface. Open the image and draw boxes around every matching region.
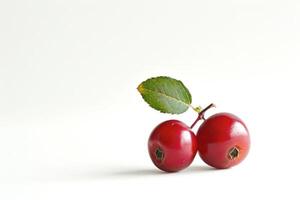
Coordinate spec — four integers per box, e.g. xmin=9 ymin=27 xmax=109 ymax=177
xmin=1 ymin=0 xmax=300 ymax=199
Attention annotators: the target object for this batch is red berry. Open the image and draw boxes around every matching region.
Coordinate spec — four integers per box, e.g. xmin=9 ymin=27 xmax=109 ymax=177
xmin=197 ymin=113 xmax=250 ymax=169
xmin=148 ymin=120 xmax=198 ymax=172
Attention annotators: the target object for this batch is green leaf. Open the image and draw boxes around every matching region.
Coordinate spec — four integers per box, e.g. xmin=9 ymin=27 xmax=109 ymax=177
xmin=137 ymin=76 xmax=192 ymax=114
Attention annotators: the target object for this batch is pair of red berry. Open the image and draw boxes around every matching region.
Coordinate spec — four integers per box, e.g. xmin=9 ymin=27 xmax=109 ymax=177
xmin=148 ymin=103 xmax=250 ymax=172
xmin=137 ymin=76 xmax=250 ymax=172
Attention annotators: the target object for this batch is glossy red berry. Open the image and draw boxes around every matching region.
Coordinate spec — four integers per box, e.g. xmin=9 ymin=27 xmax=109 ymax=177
xmin=148 ymin=120 xmax=198 ymax=172
xmin=197 ymin=113 xmax=250 ymax=169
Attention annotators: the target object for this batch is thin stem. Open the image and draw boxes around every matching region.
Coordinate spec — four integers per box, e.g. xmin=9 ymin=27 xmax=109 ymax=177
xmin=190 ymin=116 xmax=201 ymax=129
xmin=200 ymin=103 xmax=215 ymax=115
xmin=190 ymin=103 xmax=215 ymax=129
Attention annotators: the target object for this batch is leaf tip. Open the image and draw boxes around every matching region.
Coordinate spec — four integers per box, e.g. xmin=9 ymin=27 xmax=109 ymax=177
xmin=137 ymin=83 xmax=144 ymax=94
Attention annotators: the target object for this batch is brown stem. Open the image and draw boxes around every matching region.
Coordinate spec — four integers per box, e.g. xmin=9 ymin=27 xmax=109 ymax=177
xmin=190 ymin=103 xmax=215 ymax=129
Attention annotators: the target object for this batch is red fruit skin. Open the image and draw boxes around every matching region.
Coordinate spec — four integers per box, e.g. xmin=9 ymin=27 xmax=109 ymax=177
xmin=197 ymin=113 xmax=250 ymax=169
xmin=148 ymin=120 xmax=198 ymax=172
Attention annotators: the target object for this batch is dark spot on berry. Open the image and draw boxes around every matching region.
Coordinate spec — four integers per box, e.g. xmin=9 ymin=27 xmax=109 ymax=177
xmin=155 ymin=147 xmax=164 ymax=161
xmin=228 ymin=146 xmax=240 ymax=160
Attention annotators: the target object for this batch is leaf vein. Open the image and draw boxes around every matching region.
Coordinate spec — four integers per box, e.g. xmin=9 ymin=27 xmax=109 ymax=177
xmin=141 ymin=87 xmax=190 ymax=107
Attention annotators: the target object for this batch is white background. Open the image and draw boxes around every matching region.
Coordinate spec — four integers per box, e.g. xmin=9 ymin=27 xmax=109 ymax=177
xmin=1 ymin=0 xmax=300 ymax=199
